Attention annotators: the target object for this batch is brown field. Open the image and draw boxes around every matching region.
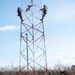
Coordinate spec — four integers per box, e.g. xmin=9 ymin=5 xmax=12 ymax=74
xmin=0 ymin=65 xmax=75 ymax=75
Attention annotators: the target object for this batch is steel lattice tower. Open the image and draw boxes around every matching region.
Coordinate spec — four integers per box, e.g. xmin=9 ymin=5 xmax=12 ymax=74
xmin=19 ymin=0 xmax=48 ymax=75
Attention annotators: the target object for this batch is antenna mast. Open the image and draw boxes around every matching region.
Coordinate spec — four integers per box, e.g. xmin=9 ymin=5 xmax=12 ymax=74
xmin=19 ymin=0 xmax=48 ymax=75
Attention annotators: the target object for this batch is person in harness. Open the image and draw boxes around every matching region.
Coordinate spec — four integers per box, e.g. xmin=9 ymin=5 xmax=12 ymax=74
xmin=17 ymin=7 xmax=24 ymax=23
xmin=40 ymin=5 xmax=48 ymax=21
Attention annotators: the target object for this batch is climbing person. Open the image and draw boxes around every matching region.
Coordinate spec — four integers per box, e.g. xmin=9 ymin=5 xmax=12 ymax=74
xmin=17 ymin=7 xmax=24 ymax=23
xmin=40 ymin=5 xmax=48 ymax=21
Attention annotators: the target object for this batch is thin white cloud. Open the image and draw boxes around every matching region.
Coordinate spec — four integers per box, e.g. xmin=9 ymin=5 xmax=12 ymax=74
xmin=0 ymin=25 xmax=20 ymax=31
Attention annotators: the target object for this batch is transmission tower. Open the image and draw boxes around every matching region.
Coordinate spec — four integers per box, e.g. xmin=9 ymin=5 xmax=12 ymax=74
xmin=19 ymin=0 xmax=48 ymax=75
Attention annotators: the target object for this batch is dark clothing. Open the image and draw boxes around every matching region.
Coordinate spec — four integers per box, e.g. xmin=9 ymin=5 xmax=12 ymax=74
xmin=40 ymin=5 xmax=47 ymax=21
xmin=18 ymin=12 xmax=21 ymax=16
xmin=17 ymin=7 xmax=21 ymax=16
xmin=17 ymin=7 xmax=24 ymax=23
xmin=41 ymin=8 xmax=47 ymax=14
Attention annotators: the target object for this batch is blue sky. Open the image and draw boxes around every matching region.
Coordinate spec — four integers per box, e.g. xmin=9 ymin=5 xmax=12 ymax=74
xmin=0 ymin=0 xmax=75 ymax=69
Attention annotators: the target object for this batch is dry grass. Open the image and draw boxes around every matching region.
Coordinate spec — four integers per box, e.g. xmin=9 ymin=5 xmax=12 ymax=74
xmin=0 ymin=65 xmax=75 ymax=75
